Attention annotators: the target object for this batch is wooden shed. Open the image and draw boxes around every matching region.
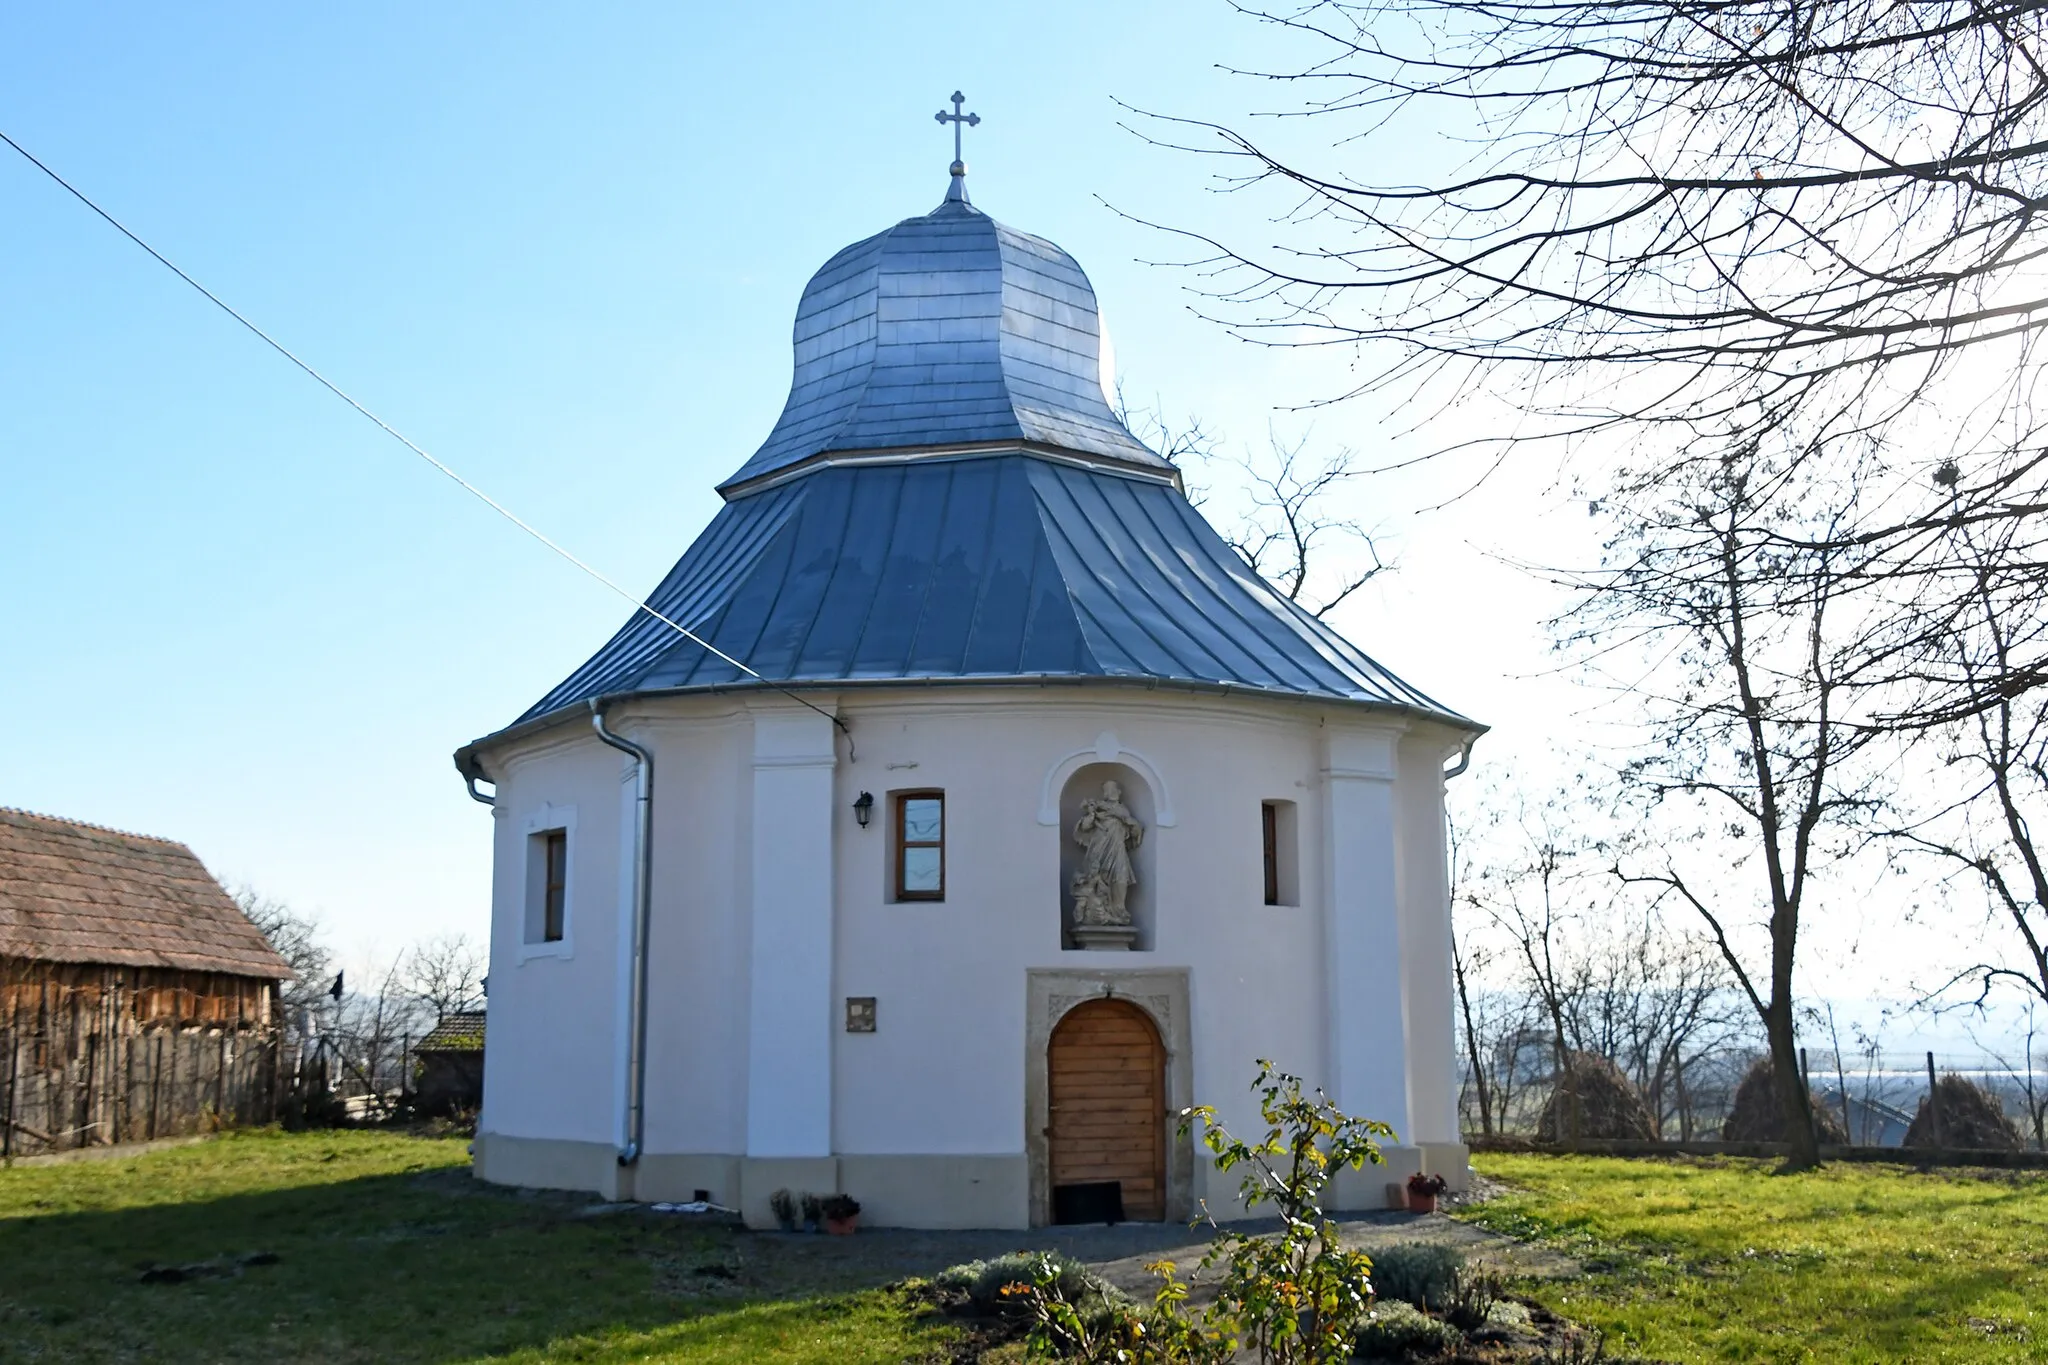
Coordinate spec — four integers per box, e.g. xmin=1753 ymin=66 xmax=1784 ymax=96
xmin=413 ymin=1011 xmax=485 ymax=1117
xmin=0 ymin=808 xmax=290 ymax=1155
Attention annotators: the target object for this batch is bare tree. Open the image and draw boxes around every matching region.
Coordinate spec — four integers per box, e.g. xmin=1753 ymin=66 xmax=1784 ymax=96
xmin=326 ymin=955 xmax=427 ymax=1117
xmin=1115 ymin=387 xmax=1386 ymax=616
xmin=1883 ymin=505 xmax=2048 ymax=1013
xmin=233 ymin=885 xmax=333 ymax=1053
xmin=1449 ymin=817 xmax=1515 ymax=1138
xmin=1216 ymin=431 xmax=1387 ymax=617
xmin=1452 ymin=931 xmax=1496 ymax=1137
xmin=1135 ymin=2 xmax=2048 ymax=476
xmin=1581 ymin=917 xmax=1745 ymax=1140
xmin=1579 ymin=436 xmax=1893 ymax=1168
xmin=1459 ymin=777 xmax=1751 ymax=1139
xmin=404 ymin=933 xmax=486 ymax=1022
xmin=1461 ymin=785 xmax=1608 ymax=1137
xmin=1964 ymin=1004 xmax=2048 ymax=1151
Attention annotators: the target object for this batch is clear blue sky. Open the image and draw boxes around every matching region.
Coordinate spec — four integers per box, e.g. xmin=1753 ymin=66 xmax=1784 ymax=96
xmin=0 ymin=3 xmax=1643 ymax=963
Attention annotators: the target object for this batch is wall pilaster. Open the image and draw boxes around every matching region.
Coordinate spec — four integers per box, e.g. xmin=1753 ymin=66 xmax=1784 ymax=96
xmin=744 ymin=702 xmax=839 ymax=1157
xmin=1320 ymin=725 xmax=1411 ymax=1140
xmin=1396 ymin=737 xmax=1462 ymax=1149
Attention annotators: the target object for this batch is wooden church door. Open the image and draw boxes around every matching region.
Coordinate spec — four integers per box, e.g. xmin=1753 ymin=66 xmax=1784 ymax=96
xmin=1047 ymin=998 xmax=1166 ymax=1221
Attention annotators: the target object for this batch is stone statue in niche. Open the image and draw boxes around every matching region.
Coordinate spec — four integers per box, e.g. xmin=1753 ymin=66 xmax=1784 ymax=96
xmin=1070 ymin=780 xmax=1143 ymax=950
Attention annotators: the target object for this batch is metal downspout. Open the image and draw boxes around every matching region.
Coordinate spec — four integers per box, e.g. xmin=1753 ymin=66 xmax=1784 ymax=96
xmin=591 ymin=699 xmax=653 ymax=1167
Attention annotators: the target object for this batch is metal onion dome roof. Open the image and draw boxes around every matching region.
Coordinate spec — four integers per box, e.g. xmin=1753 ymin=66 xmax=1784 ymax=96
xmin=720 ymin=184 xmax=1167 ymax=492
xmin=510 ymin=455 xmax=1471 ymax=727
xmin=458 ymin=175 xmax=1479 ymax=765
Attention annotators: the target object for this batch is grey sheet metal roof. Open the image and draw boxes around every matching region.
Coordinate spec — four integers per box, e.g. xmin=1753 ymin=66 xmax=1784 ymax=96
xmin=455 ymin=177 xmax=1479 ymax=766
xmin=719 ymin=185 xmax=1167 ymax=492
xmin=508 ymin=456 xmax=1472 ymax=729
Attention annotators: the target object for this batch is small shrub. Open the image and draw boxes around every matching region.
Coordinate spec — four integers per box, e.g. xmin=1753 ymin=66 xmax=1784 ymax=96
xmin=821 ymin=1194 xmax=861 ymax=1221
xmin=936 ymin=1250 xmax=1126 ymax=1317
xmin=1008 ymin=1060 xmax=1395 ymax=1364
xmin=1353 ymin=1300 xmax=1461 ymax=1359
xmin=1009 ymin=1252 xmax=1155 ymax=1361
xmin=799 ymin=1192 xmax=823 ymax=1228
xmin=1442 ymin=1261 xmax=1507 ymax=1332
xmin=1370 ymin=1242 xmax=1463 ymax=1312
xmin=932 ymin=1258 xmax=985 ymax=1292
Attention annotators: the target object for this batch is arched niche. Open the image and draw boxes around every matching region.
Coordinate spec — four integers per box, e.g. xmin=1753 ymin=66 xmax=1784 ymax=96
xmin=1037 ymin=730 xmax=1176 ymax=829
xmin=1057 ymin=762 xmax=1156 ymax=951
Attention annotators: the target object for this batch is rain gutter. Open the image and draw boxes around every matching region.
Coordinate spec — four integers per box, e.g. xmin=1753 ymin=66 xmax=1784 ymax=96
xmin=589 ymin=699 xmax=654 ymax=1169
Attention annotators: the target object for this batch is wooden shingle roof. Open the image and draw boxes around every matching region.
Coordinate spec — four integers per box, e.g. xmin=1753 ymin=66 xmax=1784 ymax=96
xmin=417 ymin=1011 xmax=486 ymax=1053
xmin=0 ymin=809 xmax=290 ymax=979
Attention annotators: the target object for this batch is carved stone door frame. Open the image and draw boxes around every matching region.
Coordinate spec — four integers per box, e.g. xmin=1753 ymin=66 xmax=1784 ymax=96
xmin=1025 ymin=968 xmax=1193 ymax=1225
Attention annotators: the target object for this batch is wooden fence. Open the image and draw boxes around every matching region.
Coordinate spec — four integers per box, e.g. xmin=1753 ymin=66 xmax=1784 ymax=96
xmin=1 ymin=960 xmax=282 ymax=1157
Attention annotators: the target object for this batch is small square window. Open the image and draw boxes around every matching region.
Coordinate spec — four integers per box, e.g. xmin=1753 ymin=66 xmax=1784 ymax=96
xmin=894 ymin=791 xmax=944 ymax=901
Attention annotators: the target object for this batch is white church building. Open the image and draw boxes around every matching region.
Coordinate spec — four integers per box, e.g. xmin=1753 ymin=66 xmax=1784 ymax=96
xmin=454 ymin=141 xmax=1483 ymax=1229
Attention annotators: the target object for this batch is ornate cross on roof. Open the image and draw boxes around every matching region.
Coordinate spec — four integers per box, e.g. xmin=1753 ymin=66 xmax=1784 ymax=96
xmin=935 ymin=91 xmax=980 ymax=177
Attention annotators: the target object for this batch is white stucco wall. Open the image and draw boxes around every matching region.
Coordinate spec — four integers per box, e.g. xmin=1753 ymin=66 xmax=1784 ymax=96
xmin=829 ymin=695 xmax=1345 ymax=1156
xmin=478 ymin=732 xmax=630 ymax=1147
xmin=470 ymin=685 xmax=1471 ymax=1217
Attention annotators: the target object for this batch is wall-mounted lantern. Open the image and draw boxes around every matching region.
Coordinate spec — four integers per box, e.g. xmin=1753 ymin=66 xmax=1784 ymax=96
xmin=852 ymin=791 xmax=875 ymax=828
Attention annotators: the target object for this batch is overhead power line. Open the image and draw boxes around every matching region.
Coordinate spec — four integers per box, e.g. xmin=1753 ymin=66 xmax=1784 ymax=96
xmin=0 ymin=128 xmax=846 ymax=740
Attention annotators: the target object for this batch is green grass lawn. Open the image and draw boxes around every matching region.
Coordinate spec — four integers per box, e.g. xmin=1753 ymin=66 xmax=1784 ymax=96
xmin=12 ymin=1133 xmax=2046 ymax=1363
xmin=0 ymin=1129 xmax=954 ymax=1364
xmin=1460 ymin=1153 xmax=2048 ymax=1363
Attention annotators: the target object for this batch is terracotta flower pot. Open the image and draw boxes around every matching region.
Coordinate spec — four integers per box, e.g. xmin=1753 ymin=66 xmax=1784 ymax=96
xmin=1405 ymin=1191 xmax=1438 ymax=1214
xmin=825 ymin=1214 xmax=860 ymax=1236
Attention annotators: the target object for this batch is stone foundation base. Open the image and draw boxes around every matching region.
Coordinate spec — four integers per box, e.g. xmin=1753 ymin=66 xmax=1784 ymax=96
xmin=470 ymin=1133 xmax=1463 ymax=1225
xmin=1321 ymin=1143 xmax=1469 ymax=1211
xmin=1419 ymin=1141 xmax=1472 ymax=1193
xmin=473 ymin=1132 xmax=630 ymax=1200
xmin=471 ymin=1134 xmax=1031 ymax=1228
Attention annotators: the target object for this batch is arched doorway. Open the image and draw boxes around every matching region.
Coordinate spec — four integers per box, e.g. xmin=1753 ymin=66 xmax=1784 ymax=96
xmin=1046 ymin=998 xmax=1166 ymax=1221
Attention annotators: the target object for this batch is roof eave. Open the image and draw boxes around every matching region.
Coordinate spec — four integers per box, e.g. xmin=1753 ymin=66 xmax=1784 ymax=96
xmin=454 ymin=674 xmax=1485 ymax=782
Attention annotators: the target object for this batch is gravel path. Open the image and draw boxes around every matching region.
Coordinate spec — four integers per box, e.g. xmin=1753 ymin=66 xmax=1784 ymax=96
xmin=685 ymin=1199 xmax=1577 ymax=1301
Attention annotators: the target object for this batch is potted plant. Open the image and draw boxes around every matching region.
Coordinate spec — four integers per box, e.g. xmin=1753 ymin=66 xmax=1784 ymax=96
xmin=768 ymin=1188 xmax=797 ymax=1233
xmin=799 ymin=1192 xmax=824 ymax=1234
xmin=822 ymin=1194 xmax=862 ymax=1235
xmin=1406 ymin=1171 xmax=1448 ymax=1214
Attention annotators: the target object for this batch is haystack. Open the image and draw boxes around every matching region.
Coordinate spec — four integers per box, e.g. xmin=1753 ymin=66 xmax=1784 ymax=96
xmin=1902 ymin=1074 xmax=2023 ymax=1150
xmin=1721 ymin=1056 xmax=1849 ymax=1144
xmin=1536 ymin=1051 xmax=1659 ymax=1141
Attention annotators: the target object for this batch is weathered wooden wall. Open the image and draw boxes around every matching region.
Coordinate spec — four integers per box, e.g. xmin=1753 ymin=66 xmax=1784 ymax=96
xmin=0 ymin=958 xmax=282 ymax=1156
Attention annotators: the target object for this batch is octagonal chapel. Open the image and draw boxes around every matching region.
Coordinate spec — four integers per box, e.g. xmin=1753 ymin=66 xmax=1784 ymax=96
xmin=455 ymin=147 xmax=1483 ymax=1229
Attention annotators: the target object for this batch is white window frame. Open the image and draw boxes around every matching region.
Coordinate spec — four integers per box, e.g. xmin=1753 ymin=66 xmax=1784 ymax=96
xmin=518 ymin=803 xmax=577 ymax=962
